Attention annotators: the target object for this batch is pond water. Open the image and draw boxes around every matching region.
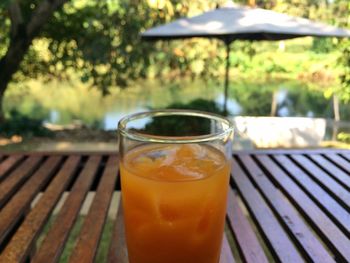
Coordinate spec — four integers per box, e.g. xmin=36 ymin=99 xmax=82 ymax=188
xmin=5 ymin=78 xmax=350 ymax=133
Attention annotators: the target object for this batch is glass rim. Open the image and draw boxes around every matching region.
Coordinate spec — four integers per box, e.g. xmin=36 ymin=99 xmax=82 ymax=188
xmin=118 ymin=109 xmax=234 ymax=144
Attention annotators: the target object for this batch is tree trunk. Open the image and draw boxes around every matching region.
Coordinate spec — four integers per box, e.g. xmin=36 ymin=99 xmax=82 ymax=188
xmin=270 ymin=90 xmax=278 ymax=116
xmin=0 ymin=38 xmax=32 ymax=121
xmin=0 ymin=0 xmax=70 ymax=123
xmin=331 ymin=94 xmax=340 ymax=141
xmin=223 ymin=42 xmax=230 ymax=116
xmin=333 ymin=94 xmax=340 ymax=121
xmin=248 ymin=0 xmax=256 ymax=7
xmin=0 ymin=88 xmax=5 ymax=123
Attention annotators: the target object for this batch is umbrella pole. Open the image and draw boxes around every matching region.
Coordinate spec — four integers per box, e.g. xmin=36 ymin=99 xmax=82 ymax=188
xmin=223 ymin=42 xmax=230 ymax=115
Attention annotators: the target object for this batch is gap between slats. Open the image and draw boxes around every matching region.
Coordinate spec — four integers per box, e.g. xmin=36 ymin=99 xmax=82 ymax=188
xmin=0 ymin=156 xmax=44 ymax=209
xmin=0 ymin=156 xmax=63 ymax=249
xmin=226 ymin=188 xmax=269 ymax=263
xmin=323 ymin=153 xmax=350 ymax=175
xmin=255 ymin=154 xmax=350 ymax=262
xmin=31 ymin=156 xmax=103 ymax=263
xmin=341 ymin=153 xmax=350 ymax=162
xmin=0 ymin=155 xmax=26 ymax=183
xmin=236 ymin=154 xmax=335 ymax=263
xmin=274 ymin=154 xmax=350 ymax=236
xmin=3 ymin=152 xmax=347 ymax=263
xmin=68 ymin=156 xmax=119 ymax=263
xmin=306 ymin=154 xmax=350 ymax=192
xmin=31 ymin=156 xmax=118 ymax=263
xmin=0 ymin=156 xmax=81 ymax=263
xmin=230 ymin=158 xmax=304 ymax=263
xmin=290 ymin=154 xmax=350 ymax=211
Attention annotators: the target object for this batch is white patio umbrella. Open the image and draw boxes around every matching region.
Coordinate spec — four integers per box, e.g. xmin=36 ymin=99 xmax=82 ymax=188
xmin=141 ymin=2 xmax=350 ymax=114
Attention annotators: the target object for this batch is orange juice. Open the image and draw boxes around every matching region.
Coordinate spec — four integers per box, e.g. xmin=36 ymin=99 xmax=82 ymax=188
xmin=120 ymin=144 xmax=230 ymax=263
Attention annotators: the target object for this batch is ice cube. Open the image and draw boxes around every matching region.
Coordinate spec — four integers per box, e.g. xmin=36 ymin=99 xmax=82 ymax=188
xmin=175 ymin=144 xmax=206 ymax=160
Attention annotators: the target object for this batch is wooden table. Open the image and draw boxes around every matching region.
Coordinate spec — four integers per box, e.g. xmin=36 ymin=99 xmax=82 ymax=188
xmin=0 ymin=149 xmax=349 ymax=263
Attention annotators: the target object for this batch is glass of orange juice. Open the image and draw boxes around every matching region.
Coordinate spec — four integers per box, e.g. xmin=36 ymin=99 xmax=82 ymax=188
xmin=118 ymin=110 xmax=233 ymax=263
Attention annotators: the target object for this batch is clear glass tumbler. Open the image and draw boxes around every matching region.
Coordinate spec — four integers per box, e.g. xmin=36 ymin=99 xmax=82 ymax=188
xmin=118 ymin=110 xmax=234 ymax=263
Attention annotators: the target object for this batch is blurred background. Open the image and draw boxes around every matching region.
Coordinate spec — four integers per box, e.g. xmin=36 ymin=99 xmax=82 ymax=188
xmin=1 ymin=0 xmax=350 ymax=151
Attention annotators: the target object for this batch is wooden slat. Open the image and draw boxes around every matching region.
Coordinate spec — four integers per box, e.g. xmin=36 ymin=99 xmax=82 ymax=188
xmin=325 ymin=153 xmax=350 ymax=173
xmin=226 ymin=189 xmax=268 ymax=263
xmin=5 ymin=151 xmax=118 ymax=156
xmin=236 ymin=149 xmax=350 ymax=155
xmin=231 ymin=159 xmax=303 ymax=263
xmin=68 ymin=156 xmax=119 ymax=263
xmin=258 ymin=155 xmax=350 ymax=262
xmin=108 ymin=198 xmax=128 ymax=263
xmin=0 ymin=155 xmax=23 ymax=182
xmin=32 ymin=156 xmax=102 ymax=263
xmin=0 ymin=150 xmax=348 ymax=263
xmin=291 ymin=154 xmax=350 ymax=209
xmin=0 ymin=156 xmax=42 ymax=208
xmin=219 ymin=235 xmax=236 ymax=263
xmin=239 ymin=155 xmax=335 ymax=263
xmin=0 ymin=156 xmax=81 ymax=263
xmin=308 ymin=154 xmax=350 ymax=190
xmin=274 ymin=155 xmax=350 ymax=236
xmin=0 ymin=156 xmax=62 ymax=246
xmin=342 ymin=153 xmax=350 ymax=161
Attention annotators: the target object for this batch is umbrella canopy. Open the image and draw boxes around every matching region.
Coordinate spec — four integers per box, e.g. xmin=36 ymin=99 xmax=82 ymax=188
xmin=141 ymin=2 xmax=350 ymax=113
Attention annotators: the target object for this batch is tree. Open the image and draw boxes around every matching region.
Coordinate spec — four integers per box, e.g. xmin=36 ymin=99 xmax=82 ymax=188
xmin=0 ymin=0 xmax=223 ymax=123
xmin=335 ymin=0 xmax=350 ymax=104
xmin=0 ymin=0 xmax=70 ymax=122
xmin=0 ymin=0 xmax=159 ymax=121
xmin=1 ymin=0 xmax=348 ymax=125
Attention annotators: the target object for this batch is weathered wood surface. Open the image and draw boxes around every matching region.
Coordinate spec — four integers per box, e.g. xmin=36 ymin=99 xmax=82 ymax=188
xmin=0 ymin=150 xmax=348 ymax=262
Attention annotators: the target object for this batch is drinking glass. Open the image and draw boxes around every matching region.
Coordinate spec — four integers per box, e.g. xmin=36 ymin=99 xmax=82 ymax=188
xmin=118 ymin=110 xmax=234 ymax=263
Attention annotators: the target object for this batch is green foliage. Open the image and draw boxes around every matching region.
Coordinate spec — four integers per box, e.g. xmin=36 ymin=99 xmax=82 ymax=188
xmin=6 ymin=78 xmax=342 ymax=130
xmin=279 ymin=87 xmax=333 ymax=118
xmin=312 ymin=38 xmax=335 ymax=53
xmin=0 ymin=110 xmax=53 ymax=137
xmin=0 ymin=1 xmax=11 ymax=9
xmin=163 ymin=98 xmax=225 ymax=114
xmin=337 ymin=132 xmax=350 ymax=143
xmin=1 ymin=0 xmax=226 ymax=93
xmin=335 ymin=2 xmax=350 ymax=97
xmin=144 ymin=99 xmax=226 ymax=136
xmin=1 ymin=0 xmax=350 ymax=105
xmin=338 ymin=40 xmax=350 ymax=103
